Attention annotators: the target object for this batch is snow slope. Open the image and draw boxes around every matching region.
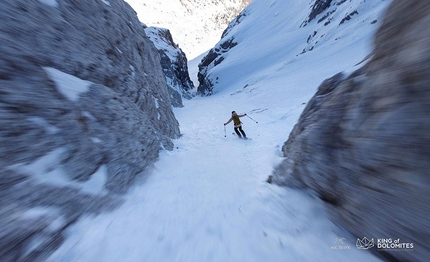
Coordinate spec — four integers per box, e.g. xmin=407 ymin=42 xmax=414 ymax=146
xmin=49 ymin=95 xmax=380 ymax=262
xmin=197 ymin=0 xmax=391 ymax=95
xmin=49 ymin=0 xmax=391 ymax=261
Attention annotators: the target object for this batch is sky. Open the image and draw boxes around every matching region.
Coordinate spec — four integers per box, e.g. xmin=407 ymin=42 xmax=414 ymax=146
xmin=46 ymin=0 xmax=393 ymax=261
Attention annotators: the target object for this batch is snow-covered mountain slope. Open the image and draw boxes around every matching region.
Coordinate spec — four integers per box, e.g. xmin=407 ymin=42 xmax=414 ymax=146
xmin=197 ymin=0 xmax=390 ymax=95
xmin=125 ymin=0 xmax=251 ymax=59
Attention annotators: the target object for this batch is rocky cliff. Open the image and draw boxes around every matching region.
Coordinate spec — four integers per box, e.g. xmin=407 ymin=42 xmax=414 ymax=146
xmin=0 ymin=0 xmax=180 ymax=260
xmin=195 ymin=4 xmax=249 ymax=95
xmin=145 ymin=26 xmax=194 ymax=107
xmin=197 ymin=37 xmax=239 ymax=95
xmin=271 ymin=0 xmax=430 ymax=261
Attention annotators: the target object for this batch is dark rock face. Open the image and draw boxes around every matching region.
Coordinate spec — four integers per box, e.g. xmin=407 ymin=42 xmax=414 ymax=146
xmin=271 ymin=1 xmax=430 ymax=261
xmin=197 ymin=7 xmax=247 ymax=96
xmin=339 ymin=10 xmax=359 ymax=25
xmin=221 ymin=10 xmax=248 ymax=39
xmin=145 ymin=27 xmax=194 ymax=107
xmin=0 ymin=0 xmax=179 ymax=260
xmin=308 ymin=0 xmax=333 ymax=23
xmin=197 ymin=37 xmax=238 ymax=95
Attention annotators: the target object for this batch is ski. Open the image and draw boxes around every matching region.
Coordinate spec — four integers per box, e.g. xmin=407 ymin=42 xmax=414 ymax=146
xmin=232 ymin=132 xmax=252 ymax=140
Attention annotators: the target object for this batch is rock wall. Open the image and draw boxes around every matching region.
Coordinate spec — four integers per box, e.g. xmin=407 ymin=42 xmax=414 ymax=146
xmin=145 ymin=26 xmax=194 ymax=107
xmin=0 ymin=0 xmax=180 ymax=260
xmin=271 ymin=0 xmax=430 ymax=261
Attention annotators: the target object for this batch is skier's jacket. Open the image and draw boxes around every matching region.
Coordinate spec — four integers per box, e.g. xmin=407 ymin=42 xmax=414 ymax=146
xmin=232 ymin=115 xmax=241 ymax=126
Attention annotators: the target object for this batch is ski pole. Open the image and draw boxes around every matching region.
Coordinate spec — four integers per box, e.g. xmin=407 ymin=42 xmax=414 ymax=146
xmin=246 ymin=114 xmax=258 ymax=123
xmin=224 ymin=124 xmax=226 ymax=137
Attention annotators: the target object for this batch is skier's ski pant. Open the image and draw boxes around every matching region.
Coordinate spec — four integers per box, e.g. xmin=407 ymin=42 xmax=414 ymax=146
xmin=234 ymin=126 xmax=246 ymax=138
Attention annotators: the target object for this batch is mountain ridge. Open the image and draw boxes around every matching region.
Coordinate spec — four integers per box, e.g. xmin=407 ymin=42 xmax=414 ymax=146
xmin=125 ymin=0 xmax=251 ymax=59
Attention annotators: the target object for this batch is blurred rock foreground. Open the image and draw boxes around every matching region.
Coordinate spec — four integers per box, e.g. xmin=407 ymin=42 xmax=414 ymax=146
xmin=271 ymin=0 xmax=430 ymax=261
xmin=0 ymin=0 xmax=180 ymax=260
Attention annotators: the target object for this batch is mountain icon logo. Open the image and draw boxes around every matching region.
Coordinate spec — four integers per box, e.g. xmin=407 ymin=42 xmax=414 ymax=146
xmin=356 ymin=237 xmax=374 ymax=249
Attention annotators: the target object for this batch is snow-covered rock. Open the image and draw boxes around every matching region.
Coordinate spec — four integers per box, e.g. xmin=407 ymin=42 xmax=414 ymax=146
xmin=304 ymin=0 xmax=335 ymax=25
xmin=145 ymin=26 xmax=194 ymax=107
xmin=271 ymin=1 xmax=430 ymax=261
xmin=0 ymin=0 xmax=179 ymax=260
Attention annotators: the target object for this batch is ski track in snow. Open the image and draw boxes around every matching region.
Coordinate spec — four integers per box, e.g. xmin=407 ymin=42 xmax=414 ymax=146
xmin=49 ymin=96 xmax=380 ymax=262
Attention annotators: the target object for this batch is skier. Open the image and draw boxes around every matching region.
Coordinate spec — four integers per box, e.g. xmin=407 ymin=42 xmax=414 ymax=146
xmin=224 ymin=111 xmax=247 ymax=139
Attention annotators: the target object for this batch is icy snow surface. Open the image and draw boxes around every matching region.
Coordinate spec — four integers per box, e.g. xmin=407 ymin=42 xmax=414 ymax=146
xmin=49 ymin=0 xmax=392 ymax=261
